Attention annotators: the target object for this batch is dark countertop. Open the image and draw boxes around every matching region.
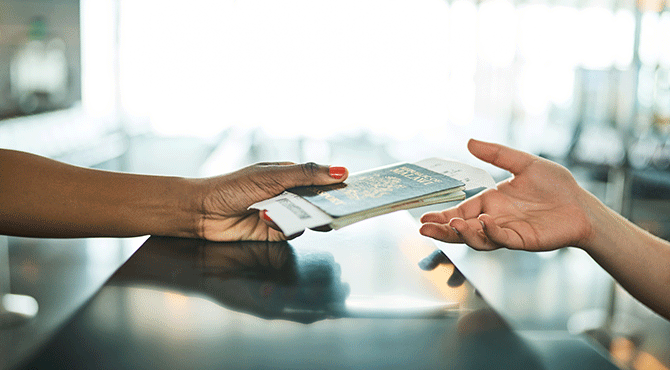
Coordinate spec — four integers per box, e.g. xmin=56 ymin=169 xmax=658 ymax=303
xmin=1 ymin=237 xmax=141 ymax=370
xmin=6 ymin=212 xmax=617 ymax=370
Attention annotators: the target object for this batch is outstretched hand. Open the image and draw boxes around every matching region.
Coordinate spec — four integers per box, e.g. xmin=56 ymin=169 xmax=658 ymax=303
xmin=197 ymin=162 xmax=348 ymax=242
xmin=420 ymin=139 xmax=593 ymax=252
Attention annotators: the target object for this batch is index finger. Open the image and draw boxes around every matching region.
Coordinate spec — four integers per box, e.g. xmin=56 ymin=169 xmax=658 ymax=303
xmin=260 ymin=162 xmax=349 ymax=189
xmin=468 ymin=139 xmax=537 ymax=176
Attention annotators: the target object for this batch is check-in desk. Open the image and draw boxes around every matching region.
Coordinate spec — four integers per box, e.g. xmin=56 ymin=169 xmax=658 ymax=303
xmin=11 ymin=212 xmax=617 ymax=369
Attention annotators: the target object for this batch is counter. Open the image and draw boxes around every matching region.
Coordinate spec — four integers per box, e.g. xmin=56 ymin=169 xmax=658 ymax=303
xmin=8 ymin=212 xmax=617 ymax=369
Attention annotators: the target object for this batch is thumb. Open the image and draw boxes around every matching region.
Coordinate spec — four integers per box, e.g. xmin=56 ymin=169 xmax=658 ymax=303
xmin=467 ymin=138 xmax=537 ymax=175
xmin=265 ymin=162 xmax=348 ymax=189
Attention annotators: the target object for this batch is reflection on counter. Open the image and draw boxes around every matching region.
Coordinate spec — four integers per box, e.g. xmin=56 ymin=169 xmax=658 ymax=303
xmin=21 ymin=213 xmax=588 ymax=370
xmin=104 ymin=233 xmax=473 ymax=325
xmin=113 ymin=238 xmax=351 ymax=324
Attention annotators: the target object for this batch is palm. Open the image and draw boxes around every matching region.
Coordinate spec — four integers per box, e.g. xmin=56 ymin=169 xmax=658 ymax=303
xmin=420 ymin=141 xmax=591 ymax=252
xmin=473 ymin=176 xmax=589 ymax=251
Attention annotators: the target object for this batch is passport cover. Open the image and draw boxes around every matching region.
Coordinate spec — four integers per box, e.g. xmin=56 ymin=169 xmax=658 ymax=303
xmin=288 ymin=163 xmax=464 ymax=218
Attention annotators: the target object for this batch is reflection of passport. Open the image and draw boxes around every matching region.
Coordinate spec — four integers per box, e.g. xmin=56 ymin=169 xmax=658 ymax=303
xmin=289 ymin=163 xmax=465 ymax=219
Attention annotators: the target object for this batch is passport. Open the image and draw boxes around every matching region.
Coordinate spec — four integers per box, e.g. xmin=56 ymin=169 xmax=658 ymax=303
xmin=249 ymin=158 xmax=494 ymax=237
xmin=288 ymin=163 xmax=465 ymax=219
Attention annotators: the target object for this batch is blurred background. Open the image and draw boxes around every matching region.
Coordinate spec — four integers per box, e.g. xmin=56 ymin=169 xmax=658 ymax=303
xmin=1 ymin=0 xmax=669 ymax=369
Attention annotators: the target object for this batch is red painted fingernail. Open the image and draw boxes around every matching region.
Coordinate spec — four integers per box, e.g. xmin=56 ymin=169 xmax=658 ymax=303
xmin=329 ymin=166 xmax=346 ymax=179
xmin=262 ymin=210 xmax=274 ymax=223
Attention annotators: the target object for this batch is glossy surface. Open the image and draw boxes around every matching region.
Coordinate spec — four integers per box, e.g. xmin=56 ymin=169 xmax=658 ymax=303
xmin=1 ymin=236 xmax=140 ymax=370
xmin=16 ymin=213 xmax=616 ymax=369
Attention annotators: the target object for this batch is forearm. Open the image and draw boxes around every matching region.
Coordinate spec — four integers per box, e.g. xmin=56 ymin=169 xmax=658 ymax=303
xmin=580 ymin=191 xmax=670 ymax=319
xmin=0 ymin=149 xmax=203 ymax=238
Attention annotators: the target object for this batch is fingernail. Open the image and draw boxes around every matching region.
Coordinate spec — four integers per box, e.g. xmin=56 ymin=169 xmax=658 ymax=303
xmin=262 ymin=210 xmax=274 ymax=223
xmin=329 ymin=166 xmax=346 ymax=179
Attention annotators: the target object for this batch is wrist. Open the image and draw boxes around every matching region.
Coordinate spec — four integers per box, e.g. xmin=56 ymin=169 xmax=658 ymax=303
xmin=183 ymin=178 xmax=210 ymax=239
xmin=575 ymin=188 xmax=611 ymax=254
xmin=149 ymin=176 xmax=205 ymax=239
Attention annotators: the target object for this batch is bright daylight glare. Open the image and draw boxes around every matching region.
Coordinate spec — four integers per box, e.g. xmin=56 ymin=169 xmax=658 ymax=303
xmin=80 ymin=0 xmax=659 ymax=140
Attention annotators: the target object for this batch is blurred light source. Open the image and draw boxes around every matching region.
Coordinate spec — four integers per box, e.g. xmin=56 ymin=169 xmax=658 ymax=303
xmin=117 ymin=0 xmax=453 ymax=139
xmin=478 ymin=0 xmax=516 ymax=68
xmin=633 ymin=351 xmax=670 ymax=370
xmin=637 ymin=0 xmax=667 ymax=12
xmin=448 ymin=0 xmax=477 ymax=126
xmin=95 ymin=0 xmax=670 ymax=158
xmin=659 ymin=12 xmax=670 ymax=67
xmin=578 ymin=7 xmax=616 ymax=70
xmin=613 ymin=9 xmax=636 ymax=70
xmin=517 ymin=3 xmax=550 ymax=63
xmin=547 ymin=6 xmax=580 ymax=68
xmin=518 ymin=63 xmax=550 ymax=115
xmin=548 ymin=67 xmax=576 ymax=107
xmin=640 ymin=12 xmax=661 ymax=66
xmin=2 ymin=294 xmax=39 ymax=320
xmin=80 ymin=0 xmax=117 ymax=118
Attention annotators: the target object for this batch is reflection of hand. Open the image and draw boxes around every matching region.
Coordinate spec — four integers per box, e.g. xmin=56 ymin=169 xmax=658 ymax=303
xmin=196 ymin=242 xmax=349 ymax=323
xmin=420 ymin=139 xmax=592 ymax=252
xmin=418 ymin=250 xmax=465 ymax=288
xmin=197 ymin=163 xmax=348 ymax=241
xmin=197 ymin=241 xmax=294 ymax=275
